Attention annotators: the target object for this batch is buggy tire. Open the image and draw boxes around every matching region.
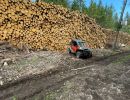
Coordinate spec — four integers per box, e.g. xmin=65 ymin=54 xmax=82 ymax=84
xmin=76 ymin=51 xmax=81 ymax=58
xmin=68 ymin=48 xmax=72 ymax=54
xmin=89 ymin=52 xmax=92 ymax=58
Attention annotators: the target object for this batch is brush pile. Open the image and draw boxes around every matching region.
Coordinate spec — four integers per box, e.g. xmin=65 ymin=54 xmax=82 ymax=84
xmin=103 ymin=29 xmax=130 ymax=46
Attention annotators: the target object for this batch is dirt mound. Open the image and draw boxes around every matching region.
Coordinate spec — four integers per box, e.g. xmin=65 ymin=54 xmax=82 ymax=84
xmin=0 ymin=0 xmax=107 ymax=51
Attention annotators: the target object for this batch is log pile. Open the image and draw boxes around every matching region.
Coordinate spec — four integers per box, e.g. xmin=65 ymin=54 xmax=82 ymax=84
xmin=103 ymin=29 xmax=130 ymax=46
xmin=0 ymin=0 xmax=107 ymax=51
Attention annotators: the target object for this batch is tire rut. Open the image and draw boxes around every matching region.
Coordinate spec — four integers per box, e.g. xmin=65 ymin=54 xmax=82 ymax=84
xmin=1 ymin=51 xmax=130 ymax=100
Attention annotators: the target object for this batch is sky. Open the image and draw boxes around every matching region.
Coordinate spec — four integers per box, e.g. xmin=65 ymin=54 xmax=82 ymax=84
xmin=85 ymin=0 xmax=130 ymax=18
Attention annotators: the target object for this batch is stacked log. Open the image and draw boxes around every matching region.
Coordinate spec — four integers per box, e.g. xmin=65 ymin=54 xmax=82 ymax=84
xmin=103 ymin=29 xmax=130 ymax=47
xmin=0 ymin=0 xmax=107 ymax=51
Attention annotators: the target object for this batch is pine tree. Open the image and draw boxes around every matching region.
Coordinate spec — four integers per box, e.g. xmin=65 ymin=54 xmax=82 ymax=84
xmin=106 ymin=5 xmax=115 ymax=28
xmin=71 ymin=0 xmax=80 ymax=11
xmin=96 ymin=0 xmax=106 ymax=27
xmin=121 ymin=12 xmax=130 ymax=34
xmin=125 ymin=12 xmax=130 ymax=25
xmin=113 ymin=13 xmax=119 ymax=30
xmin=114 ymin=0 xmax=128 ymax=49
xmin=86 ymin=0 xmax=115 ymax=29
xmin=87 ymin=0 xmax=97 ymax=17
xmin=80 ymin=0 xmax=87 ymax=14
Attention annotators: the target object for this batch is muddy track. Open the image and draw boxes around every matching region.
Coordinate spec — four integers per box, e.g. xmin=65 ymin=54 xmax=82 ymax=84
xmin=0 ymin=51 xmax=130 ymax=100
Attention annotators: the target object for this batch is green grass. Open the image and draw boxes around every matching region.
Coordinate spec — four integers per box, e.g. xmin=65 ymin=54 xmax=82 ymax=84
xmin=113 ymin=54 xmax=130 ymax=64
xmin=44 ymin=91 xmax=57 ymax=100
xmin=12 ymin=96 xmax=17 ymax=100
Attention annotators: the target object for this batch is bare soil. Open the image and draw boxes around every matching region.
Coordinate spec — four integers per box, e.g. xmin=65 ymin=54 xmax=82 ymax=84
xmin=0 ymin=44 xmax=130 ymax=100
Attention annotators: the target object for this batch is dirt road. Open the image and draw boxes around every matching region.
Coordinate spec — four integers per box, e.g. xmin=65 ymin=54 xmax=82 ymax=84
xmin=0 ymin=51 xmax=130 ymax=100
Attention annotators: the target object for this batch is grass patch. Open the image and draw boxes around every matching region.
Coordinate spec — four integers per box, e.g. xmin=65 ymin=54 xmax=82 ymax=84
xmin=113 ymin=54 xmax=130 ymax=64
xmin=44 ymin=91 xmax=57 ymax=100
xmin=12 ymin=96 xmax=17 ymax=100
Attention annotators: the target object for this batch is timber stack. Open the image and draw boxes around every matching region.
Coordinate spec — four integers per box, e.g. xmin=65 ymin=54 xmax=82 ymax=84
xmin=103 ymin=29 xmax=130 ymax=46
xmin=0 ymin=0 xmax=107 ymax=51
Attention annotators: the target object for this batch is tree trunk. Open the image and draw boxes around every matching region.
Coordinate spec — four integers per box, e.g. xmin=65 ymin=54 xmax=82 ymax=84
xmin=113 ymin=0 xmax=127 ymax=49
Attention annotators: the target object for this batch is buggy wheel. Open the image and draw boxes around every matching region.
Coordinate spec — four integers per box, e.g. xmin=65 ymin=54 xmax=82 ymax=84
xmin=89 ymin=52 xmax=92 ymax=58
xmin=67 ymin=48 xmax=71 ymax=54
xmin=76 ymin=51 xmax=81 ymax=58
